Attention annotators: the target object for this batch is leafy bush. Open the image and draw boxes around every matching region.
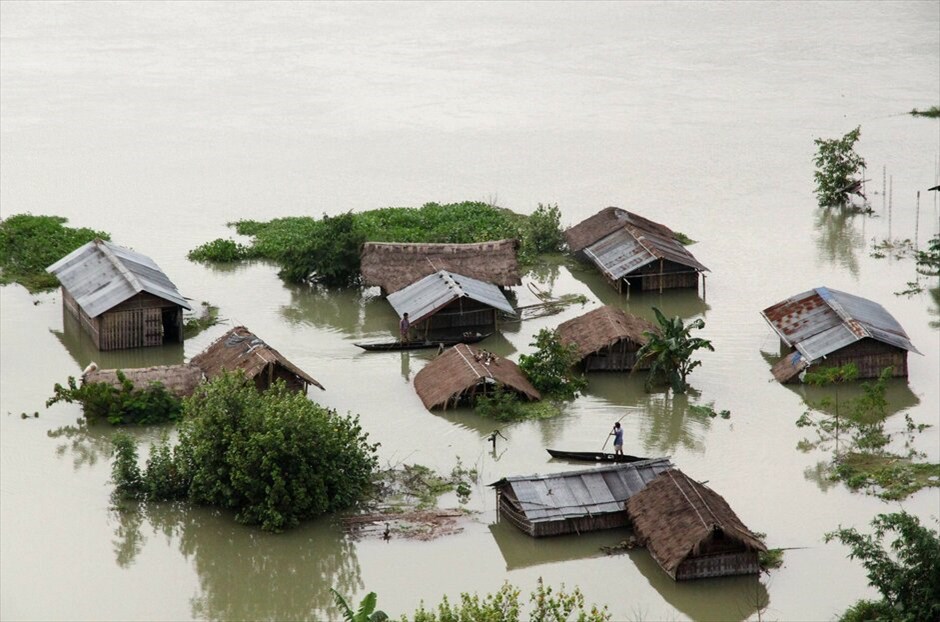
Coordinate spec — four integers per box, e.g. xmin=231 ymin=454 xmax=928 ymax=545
xmin=47 ymin=372 xmax=183 ymax=425
xmin=518 ymin=329 xmax=587 ymax=400
xmin=0 ymin=214 xmax=110 ymax=292
xmin=915 ymin=234 xmax=940 ymax=277
xmin=910 ymin=105 xmax=940 ymax=118
xmin=523 ymin=203 xmax=564 ymax=254
xmin=634 ymin=307 xmax=713 ymax=394
xmin=110 ymin=372 xmax=379 ymax=531
xmin=187 ymin=238 xmax=251 ymax=262
xmin=278 ymin=212 xmax=366 ymax=286
xmin=813 ymin=126 xmax=866 ymax=209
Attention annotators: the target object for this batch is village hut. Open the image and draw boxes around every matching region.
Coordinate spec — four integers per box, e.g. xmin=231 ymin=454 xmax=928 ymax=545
xmin=360 ymin=239 xmax=521 ymax=295
xmin=625 ymin=469 xmax=767 ymax=580
xmin=83 ymin=364 xmax=205 ymax=398
xmin=760 ymin=286 xmax=920 ymax=383
xmin=413 ymin=343 xmax=539 ymax=409
xmin=556 ymin=305 xmax=658 ymax=371
xmin=387 ymin=270 xmax=516 ymax=337
xmin=190 ymin=326 xmax=324 ymax=394
xmin=564 ymin=208 xmax=708 ymax=294
xmin=46 ymin=239 xmax=192 ymax=351
xmin=491 ymin=458 xmax=673 ymax=537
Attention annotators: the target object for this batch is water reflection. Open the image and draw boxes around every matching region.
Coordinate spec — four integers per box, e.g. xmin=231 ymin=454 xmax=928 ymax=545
xmin=929 ymin=286 xmax=940 ymax=330
xmin=814 ymin=208 xmax=866 ymax=277
xmin=110 ymin=503 xmax=362 ymax=621
xmin=487 ymin=520 xmax=617 ymax=570
xmin=281 ymin=284 xmax=393 ymax=337
xmin=48 ymin=418 xmax=171 ymax=471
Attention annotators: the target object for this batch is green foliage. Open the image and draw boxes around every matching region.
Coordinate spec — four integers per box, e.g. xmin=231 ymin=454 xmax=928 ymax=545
xmin=278 ymin=212 xmax=366 ymax=286
xmin=47 ymin=372 xmax=183 ymax=425
xmin=813 ymin=126 xmax=866 ymax=209
xmin=688 ymin=403 xmax=731 ymax=419
xmin=475 ymin=387 xmax=566 ymax=422
xmin=673 ymin=231 xmax=696 ymax=245
xmin=400 ymin=578 xmax=611 ymax=622
xmin=182 ymin=302 xmax=221 ymax=339
xmin=910 ymin=105 xmax=940 ymax=118
xmin=111 ymin=432 xmax=143 ymax=498
xmin=915 ymin=234 xmax=940 ymax=277
xmin=833 ymin=454 xmax=940 ymax=501
xmin=837 ymin=599 xmax=895 ymax=622
xmin=331 ymin=589 xmax=389 ymax=622
xmin=826 ymin=511 xmax=940 ymax=622
xmin=186 ymin=238 xmax=251 ymax=262
xmin=0 ymin=214 xmax=110 ymax=292
xmin=518 ymin=329 xmax=587 ymax=400
xmin=633 ymin=307 xmax=713 ymax=394
xmin=523 ymin=203 xmax=565 ymax=254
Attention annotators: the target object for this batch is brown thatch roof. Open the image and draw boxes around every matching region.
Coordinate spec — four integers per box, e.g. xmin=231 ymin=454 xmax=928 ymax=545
xmin=190 ymin=326 xmax=324 ymax=390
xmin=564 ymin=207 xmax=677 ymax=253
xmin=413 ymin=343 xmax=540 ymax=409
xmin=556 ymin=305 xmax=657 ymax=361
xmin=360 ymin=239 xmax=521 ymax=294
xmin=625 ymin=469 xmax=766 ymax=577
xmin=83 ymin=364 xmax=204 ymax=398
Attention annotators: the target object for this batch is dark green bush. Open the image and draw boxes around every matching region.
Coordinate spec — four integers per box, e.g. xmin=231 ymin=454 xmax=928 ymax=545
xmin=523 ymin=203 xmax=564 ymax=254
xmin=47 ymin=371 xmax=183 ymax=425
xmin=518 ymin=329 xmax=586 ymax=400
xmin=187 ymin=238 xmax=250 ymax=262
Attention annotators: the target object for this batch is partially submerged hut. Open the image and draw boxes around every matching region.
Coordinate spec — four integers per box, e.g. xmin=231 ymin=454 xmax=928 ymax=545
xmin=760 ymin=286 xmax=920 ymax=383
xmin=564 ymin=208 xmax=708 ymax=294
xmin=387 ymin=270 xmax=516 ymax=336
xmin=360 ymin=240 xmax=521 ymax=295
xmin=190 ymin=326 xmax=324 ymax=393
xmin=83 ymin=364 xmax=204 ymax=398
xmin=413 ymin=343 xmax=539 ymax=409
xmin=625 ymin=469 xmax=766 ymax=580
xmin=556 ymin=305 xmax=657 ymax=371
xmin=46 ymin=239 xmax=191 ymax=351
xmin=491 ymin=458 xmax=673 ymax=537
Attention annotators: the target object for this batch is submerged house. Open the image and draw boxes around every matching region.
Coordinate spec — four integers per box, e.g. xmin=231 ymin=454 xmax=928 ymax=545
xmin=413 ymin=343 xmax=540 ymax=409
xmin=360 ymin=240 xmax=521 ymax=295
xmin=387 ymin=270 xmax=517 ymax=336
xmin=564 ymin=208 xmax=708 ymax=294
xmin=556 ymin=305 xmax=657 ymax=371
xmin=760 ymin=286 xmax=920 ymax=383
xmin=190 ymin=326 xmax=324 ymax=394
xmin=625 ymin=469 xmax=766 ymax=580
xmin=491 ymin=458 xmax=673 ymax=537
xmin=46 ymin=239 xmax=191 ymax=351
xmin=83 ymin=364 xmax=205 ymax=398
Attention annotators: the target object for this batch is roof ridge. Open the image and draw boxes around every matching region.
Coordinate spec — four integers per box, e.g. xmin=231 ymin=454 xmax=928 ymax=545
xmin=625 ymin=225 xmax=659 ymax=260
xmin=816 ymin=287 xmax=871 ymax=340
xmin=98 ymin=240 xmax=144 ymax=294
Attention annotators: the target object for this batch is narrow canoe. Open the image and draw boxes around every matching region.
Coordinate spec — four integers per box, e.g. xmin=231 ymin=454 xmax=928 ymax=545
xmin=546 ymin=449 xmax=649 ymax=463
xmin=354 ymin=332 xmax=492 ymax=352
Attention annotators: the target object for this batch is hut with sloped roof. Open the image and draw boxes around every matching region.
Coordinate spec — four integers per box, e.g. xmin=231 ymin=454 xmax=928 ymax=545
xmin=46 ymin=239 xmax=191 ymax=351
xmin=413 ymin=343 xmax=539 ymax=409
xmin=388 ymin=270 xmax=516 ymax=337
xmin=564 ymin=208 xmax=708 ymax=295
xmin=556 ymin=305 xmax=658 ymax=371
xmin=190 ymin=326 xmax=324 ymax=394
xmin=490 ymin=458 xmax=673 ymax=537
xmin=83 ymin=364 xmax=205 ymax=398
xmin=360 ymin=239 xmax=521 ymax=295
xmin=760 ymin=286 xmax=920 ymax=382
xmin=625 ymin=469 xmax=767 ymax=580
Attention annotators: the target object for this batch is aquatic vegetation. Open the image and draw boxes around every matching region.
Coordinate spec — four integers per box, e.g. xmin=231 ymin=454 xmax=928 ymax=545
xmin=813 ymin=126 xmax=866 ymax=209
xmin=182 ymin=302 xmax=221 ymax=339
xmin=688 ymin=403 xmax=731 ymax=419
xmin=910 ymin=105 xmax=940 ymax=118
xmin=673 ymin=231 xmax=697 ymax=246
xmin=187 ymin=238 xmax=251 ymax=263
xmin=633 ymin=307 xmax=713 ymax=394
xmin=0 ymin=214 xmax=110 ymax=292
xmin=518 ymin=329 xmax=587 ymax=400
xmin=46 ymin=372 xmax=182 ymax=425
xmin=331 ymin=589 xmax=388 ymax=622
xmin=474 ymin=387 xmax=563 ymax=421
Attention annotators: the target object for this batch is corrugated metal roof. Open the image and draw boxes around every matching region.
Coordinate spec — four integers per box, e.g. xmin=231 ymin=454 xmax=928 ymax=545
xmin=760 ymin=287 xmax=919 ymax=361
xmin=583 ymin=226 xmax=708 ymax=281
xmin=386 ymin=270 xmax=516 ymax=324
xmin=47 ymin=239 xmax=191 ymax=318
xmin=492 ymin=458 xmax=673 ymax=524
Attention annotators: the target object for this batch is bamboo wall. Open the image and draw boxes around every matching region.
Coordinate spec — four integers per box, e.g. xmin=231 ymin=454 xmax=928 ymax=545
xmin=583 ymin=341 xmax=647 ymax=371
xmin=62 ymin=288 xmax=185 ymax=351
xmin=817 ymin=339 xmax=908 ymax=379
xmin=419 ymin=299 xmax=497 ymax=332
xmin=627 ymin=260 xmax=700 ymax=292
xmin=674 ymin=551 xmax=761 ymax=580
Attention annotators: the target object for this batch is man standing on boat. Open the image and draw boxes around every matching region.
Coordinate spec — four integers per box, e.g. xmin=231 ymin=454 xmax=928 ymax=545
xmin=611 ymin=422 xmax=623 ymax=456
xmin=399 ymin=312 xmax=411 ymax=344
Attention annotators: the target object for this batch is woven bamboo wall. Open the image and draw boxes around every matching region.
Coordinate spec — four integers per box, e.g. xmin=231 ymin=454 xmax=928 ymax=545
xmin=675 ymin=551 xmax=761 ymax=580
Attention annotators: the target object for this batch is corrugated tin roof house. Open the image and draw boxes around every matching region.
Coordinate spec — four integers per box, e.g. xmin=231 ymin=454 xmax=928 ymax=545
xmin=190 ymin=326 xmax=324 ymax=394
xmin=564 ymin=208 xmax=707 ymax=294
xmin=46 ymin=239 xmax=191 ymax=351
xmin=625 ymin=469 xmax=766 ymax=580
xmin=556 ymin=305 xmax=658 ymax=371
xmin=83 ymin=364 xmax=205 ymax=398
xmin=760 ymin=287 xmax=920 ymax=383
xmin=360 ymin=239 xmax=521 ymax=295
xmin=491 ymin=458 xmax=673 ymax=537
xmin=413 ymin=343 xmax=540 ymax=409
xmin=388 ymin=270 xmax=516 ymax=336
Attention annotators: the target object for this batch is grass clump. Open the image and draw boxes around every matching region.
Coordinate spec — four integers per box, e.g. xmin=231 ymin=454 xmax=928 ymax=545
xmin=910 ymin=105 xmax=940 ymax=118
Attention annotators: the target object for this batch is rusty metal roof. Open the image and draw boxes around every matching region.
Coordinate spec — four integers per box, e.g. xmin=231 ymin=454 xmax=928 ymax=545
xmin=583 ymin=225 xmax=708 ymax=280
xmin=490 ymin=458 xmax=673 ymax=524
xmin=760 ymin=287 xmax=919 ymax=362
xmin=387 ymin=270 xmax=516 ymax=325
xmin=46 ymin=239 xmax=191 ymax=318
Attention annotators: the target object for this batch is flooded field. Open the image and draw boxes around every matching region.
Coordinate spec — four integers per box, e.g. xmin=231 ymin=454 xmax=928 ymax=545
xmin=1 ymin=2 xmax=938 ymax=620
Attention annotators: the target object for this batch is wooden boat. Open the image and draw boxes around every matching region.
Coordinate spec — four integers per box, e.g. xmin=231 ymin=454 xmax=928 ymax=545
xmin=546 ymin=449 xmax=649 ymax=463
xmin=354 ymin=332 xmax=492 ymax=352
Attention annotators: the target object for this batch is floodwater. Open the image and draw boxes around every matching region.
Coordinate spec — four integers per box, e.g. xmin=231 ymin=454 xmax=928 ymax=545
xmin=1 ymin=2 xmax=938 ymax=620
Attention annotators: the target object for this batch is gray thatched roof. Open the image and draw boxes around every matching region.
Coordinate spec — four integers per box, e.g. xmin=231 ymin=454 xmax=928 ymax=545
xmin=83 ymin=364 xmax=204 ymax=397
xmin=360 ymin=240 xmax=521 ymax=294
xmin=625 ymin=469 xmax=766 ymax=577
xmin=556 ymin=305 xmax=657 ymax=361
xmin=413 ymin=343 xmax=540 ymax=409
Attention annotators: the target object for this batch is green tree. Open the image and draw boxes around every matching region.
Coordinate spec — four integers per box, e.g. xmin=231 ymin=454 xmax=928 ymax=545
xmin=518 ymin=329 xmax=587 ymax=400
xmin=915 ymin=234 xmax=940 ymax=277
xmin=279 ymin=211 xmax=366 ymax=286
xmin=825 ymin=511 xmax=940 ymax=622
xmin=524 ymin=203 xmax=565 ymax=254
xmin=331 ymin=589 xmax=388 ymax=622
xmin=813 ymin=126 xmax=866 ymax=209
xmin=633 ymin=307 xmax=713 ymax=393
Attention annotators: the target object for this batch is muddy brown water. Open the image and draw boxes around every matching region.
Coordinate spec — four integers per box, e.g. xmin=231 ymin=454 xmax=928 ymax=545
xmin=1 ymin=3 xmax=938 ymax=620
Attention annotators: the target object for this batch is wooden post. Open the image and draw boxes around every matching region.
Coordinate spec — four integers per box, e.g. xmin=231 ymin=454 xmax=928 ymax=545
xmin=659 ymin=259 xmax=663 ymax=294
xmin=915 ymin=191 xmax=920 ymax=248
xmin=702 ymin=273 xmax=707 ymax=300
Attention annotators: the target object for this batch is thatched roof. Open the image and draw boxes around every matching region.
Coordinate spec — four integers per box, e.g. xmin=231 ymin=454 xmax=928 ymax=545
xmin=556 ymin=305 xmax=657 ymax=361
xmin=83 ymin=364 xmax=204 ymax=398
xmin=625 ymin=469 xmax=766 ymax=577
xmin=190 ymin=326 xmax=324 ymax=390
xmin=564 ymin=207 xmax=676 ymax=253
xmin=360 ymin=240 xmax=521 ymax=294
xmin=413 ymin=344 xmax=540 ymax=409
